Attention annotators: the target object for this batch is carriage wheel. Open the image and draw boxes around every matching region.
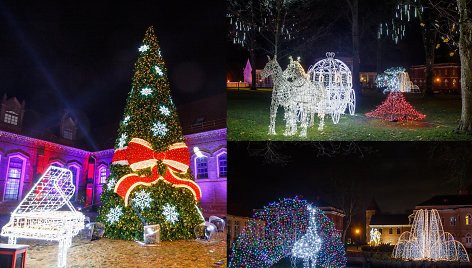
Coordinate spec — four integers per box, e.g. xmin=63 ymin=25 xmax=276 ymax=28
xmin=348 ymin=88 xmax=356 ymax=115
xmin=331 ymin=110 xmax=341 ymax=124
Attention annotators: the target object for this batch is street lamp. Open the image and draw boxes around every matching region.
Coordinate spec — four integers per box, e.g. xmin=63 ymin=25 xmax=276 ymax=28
xmin=355 ymin=228 xmax=361 ymax=250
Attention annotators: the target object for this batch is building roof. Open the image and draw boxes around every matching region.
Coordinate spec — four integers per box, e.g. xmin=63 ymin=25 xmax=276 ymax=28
xmin=370 ymin=214 xmax=410 ymax=226
xmin=416 ymin=195 xmax=472 ymax=208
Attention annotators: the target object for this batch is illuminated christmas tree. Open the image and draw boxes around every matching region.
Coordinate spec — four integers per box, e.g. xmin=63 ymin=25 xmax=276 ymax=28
xmin=97 ymin=26 xmax=204 ymax=241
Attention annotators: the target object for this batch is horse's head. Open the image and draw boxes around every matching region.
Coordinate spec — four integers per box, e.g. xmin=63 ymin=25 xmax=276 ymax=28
xmin=283 ymin=56 xmax=308 ymax=82
xmin=261 ymin=55 xmax=280 ymax=79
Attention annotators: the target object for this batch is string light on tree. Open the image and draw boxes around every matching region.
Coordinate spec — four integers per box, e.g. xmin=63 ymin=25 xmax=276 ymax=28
xmin=140 ymin=87 xmax=153 ymax=96
xmin=163 ymin=203 xmax=179 ymax=224
xmin=132 ymin=190 xmax=153 ymax=210
xmin=106 ymin=206 xmax=123 ymax=225
xmin=97 ymin=26 xmax=204 ymax=241
xmin=152 ymin=121 xmax=168 ymax=136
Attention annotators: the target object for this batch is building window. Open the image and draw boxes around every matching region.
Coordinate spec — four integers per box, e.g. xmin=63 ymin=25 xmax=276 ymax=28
xmin=99 ymin=166 xmax=107 ymax=184
xmin=51 ymin=162 xmax=64 ymax=167
xmin=4 ymin=157 xmax=25 ymax=200
xmin=63 ymin=129 xmax=73 ymax=140
xmin=466 ymin=215 xmax=471 ymax=225
xmin=218 ymin=153 xmax=227 ymax=177
xmin=450 ymin=216 xmax=457 ymax=226
xmin=389 ymin=228 xmax=393 ymax=234
xmin=69 ymin=165 xmax=80 ymax=198
xmin=196 ymin=157 xmax=208 ymax=179
xmin=4 ymin=111 xmax=19 ymax=125
xmin=397 ymin=228 xmax=401 ymax=234
xmin=466 ymin=234 xmax=472 ymax=244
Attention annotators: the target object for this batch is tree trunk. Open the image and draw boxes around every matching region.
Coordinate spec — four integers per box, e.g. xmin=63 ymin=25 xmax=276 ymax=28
xmin=352 ymin=0 xmax=361 ymax=98
xmin=457 ymin=0 xmax=472 ymax=134
xmin=421 ymin=10 xmax=436 ymax=98
xmin=250 ymin=48 xmax=257 ymax=91
xmin=376 ymin=38 xmax=383 ymax=74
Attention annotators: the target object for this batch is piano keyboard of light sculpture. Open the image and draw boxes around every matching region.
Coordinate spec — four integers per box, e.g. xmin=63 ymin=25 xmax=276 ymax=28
xmin=1 ymin=166 xmax=85 ymax=268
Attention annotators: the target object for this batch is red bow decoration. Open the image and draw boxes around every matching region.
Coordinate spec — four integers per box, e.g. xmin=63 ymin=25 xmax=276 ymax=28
xmin=112 ymin=138 xmax=202 ymax=206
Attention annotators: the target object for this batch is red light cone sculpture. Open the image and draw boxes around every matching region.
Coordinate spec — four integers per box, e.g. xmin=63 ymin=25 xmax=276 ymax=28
xmin=366 ymin=92 xmax=426 ymax=121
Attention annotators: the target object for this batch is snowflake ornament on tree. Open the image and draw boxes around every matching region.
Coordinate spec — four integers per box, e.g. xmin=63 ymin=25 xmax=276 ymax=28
xmin=159 ymin=105 xmax=170 ymax=116
xmin=151 ymin=121 xmax=168 ymax=136
xmin=122 ymin=115 xmax=130 ymax=125
xmin=154 ymin=66 xmax=163 ymax=76
xmin=106 ymin=206 xmax=123 ymax=224
xmin=140 ymin=87 xmax=153 ymax=96
xmin=163 ymin=203 xmax=179 ymax=224
xmin=132 ymin=190 xmax=153 ymax=210
xmin=139 ymin=44 xmax=149 ymax=52
xmin=117 ymin=133 xmax=128 ymax=149
xmin=107 ymin=177 xmax=117 ymax=190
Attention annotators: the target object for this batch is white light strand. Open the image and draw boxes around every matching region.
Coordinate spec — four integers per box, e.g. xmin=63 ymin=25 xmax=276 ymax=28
xmin=291 ymin=205 xmax=322 ymax=268
xmin=154 ymin=66 xmax=163 ymax=76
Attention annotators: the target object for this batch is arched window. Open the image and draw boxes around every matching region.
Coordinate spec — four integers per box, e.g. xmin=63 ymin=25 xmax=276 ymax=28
xmin=98 ymin=166 xmax=107 ymax=184
xmin=466 ymin=215 xmax=471 ymax=225
xmin=466 ymin=234 xmax=472 ymax=244
xmin=50 ymin=161 xmax=64 ymax=167
xmin=450 ymin=216 xmax=457 ymax=226
xmin=68 ymin=164 xmax=81 ymax=199
xmin=4 ymin=156 xmax=26 ymax=200
xmin=217 ymin=152 xmax=227 ymax=178
xmin=196 ymin=157 xmax=208 ymax=179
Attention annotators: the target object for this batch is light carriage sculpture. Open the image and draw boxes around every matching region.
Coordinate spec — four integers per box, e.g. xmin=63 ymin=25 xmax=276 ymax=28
xmin=393 ymin=209 xmax=469 ymax=262
xmin=1 ymin=166 xmax=85 ymax=268
xmin=307 ymin=52 xmax=356 ymax=124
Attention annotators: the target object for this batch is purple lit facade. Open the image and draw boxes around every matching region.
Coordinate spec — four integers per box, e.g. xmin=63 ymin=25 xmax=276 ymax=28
xmin=0 ymin=128 xmax=226 ymax=218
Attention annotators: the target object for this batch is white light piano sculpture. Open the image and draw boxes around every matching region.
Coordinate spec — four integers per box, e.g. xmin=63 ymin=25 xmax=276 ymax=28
xmin=1 ymin=166 xmax=85 ymax=268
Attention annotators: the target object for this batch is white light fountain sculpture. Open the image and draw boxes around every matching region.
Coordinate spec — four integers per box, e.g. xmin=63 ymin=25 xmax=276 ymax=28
xmin=392 ymin=209 xmax=469 ymax=262
xmin=307 ymin=52 xmax=356 ymax=124
xmin=291 ymin=205 xmax=322 ymax=268
xmin=1 ymin=166 xmax=85 ymax=268
xmin=261 ymin=56 xmax=326 ymax=137
xmin=376 ymin=67 xmax=419 ymax=94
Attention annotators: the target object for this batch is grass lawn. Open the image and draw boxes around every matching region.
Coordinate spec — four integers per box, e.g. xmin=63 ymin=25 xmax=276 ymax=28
xmin=227 ymin=88 xmax=472 ymax=141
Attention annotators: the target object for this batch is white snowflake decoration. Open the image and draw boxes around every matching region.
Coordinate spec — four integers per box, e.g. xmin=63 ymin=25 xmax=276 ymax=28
xmin=154 ymin=66 xmax=163 ymax=76
xmin=107 ymin=177 xmax=116 ymax=190
xmin=139 ymin=44 xmax=149 ymax=52
xmin=122 ymin=115 xmax=130 ymax=125
xmin=117 ymin=133 xmax=128 ymax=149
xmin=132 ymin=190 xmax=153 ymax=210
xmin=163 ymin=203 xmax=179 ymax=224
xmin=106 ymin=206 xmax=123 ymax=224
xmin=159 ymin=105 xmax=171 ymax=116
xmin=151 ymin=121 xmax=168 ymax=137
xmin=140 ymin=87 xmax=153 ymax=96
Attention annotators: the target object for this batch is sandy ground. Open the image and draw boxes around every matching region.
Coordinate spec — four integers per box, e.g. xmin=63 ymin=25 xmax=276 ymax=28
xmin=1 ymin=237 xmax=226 ymax=268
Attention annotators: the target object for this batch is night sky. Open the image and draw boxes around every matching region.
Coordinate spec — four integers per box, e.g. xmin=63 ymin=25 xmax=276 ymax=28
xmin=228 ymin=142 xmax=472 ymax=217
xmin=0 ymin=0 xmax=226 ymax=149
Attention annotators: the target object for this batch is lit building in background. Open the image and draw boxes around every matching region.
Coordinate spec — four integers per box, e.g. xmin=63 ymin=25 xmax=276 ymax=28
xmin=409 ymin=63 xmax=461 ymax=94
xmin=0 ymin=94 xmax=226 ymax=218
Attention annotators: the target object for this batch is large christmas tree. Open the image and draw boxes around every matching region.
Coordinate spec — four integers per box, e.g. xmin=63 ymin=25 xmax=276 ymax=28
xmin=97 ymin=26 xmax=204 ymax=241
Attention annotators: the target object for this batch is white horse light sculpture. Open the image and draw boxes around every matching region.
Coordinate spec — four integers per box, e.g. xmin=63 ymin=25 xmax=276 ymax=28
xmin=262 ymin=56 xmax=327 ymax=137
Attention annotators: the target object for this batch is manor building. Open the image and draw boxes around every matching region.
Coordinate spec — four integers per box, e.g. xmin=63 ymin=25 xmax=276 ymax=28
xmin=0 ymin=94 xmax=226 ymax=218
